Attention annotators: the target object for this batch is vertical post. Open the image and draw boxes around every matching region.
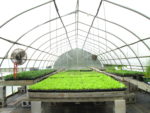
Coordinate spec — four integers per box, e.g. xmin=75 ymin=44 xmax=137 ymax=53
xmin=13 ymin=62 xmax=18 ymax=79
xmin=114 ymin=99 xmax=126 ymax=113
xmin=31 ymin=101 xmax=42 ymax=113
xmin=0 ymin=86 xmax=6 ymax=107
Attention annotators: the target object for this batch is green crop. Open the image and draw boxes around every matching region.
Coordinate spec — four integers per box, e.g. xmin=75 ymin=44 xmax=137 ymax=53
xmin=145 ymin=65 xmax=150 ymax=78
xmin=4 ymin=69 xmax=56 ymax=80
xmin=29 ymin=71 xmax=126 ymax=91
xmin=106 ymin=69 xmax=144 ymax=76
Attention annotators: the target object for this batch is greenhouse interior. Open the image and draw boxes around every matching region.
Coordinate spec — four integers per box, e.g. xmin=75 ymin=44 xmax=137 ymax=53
xmin=0 ymin=0 xmax=150 ymax=113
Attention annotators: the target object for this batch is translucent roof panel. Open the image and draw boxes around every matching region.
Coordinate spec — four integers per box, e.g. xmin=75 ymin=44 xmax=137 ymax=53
xmin=0 ymin=0 xmax=150 ymax=72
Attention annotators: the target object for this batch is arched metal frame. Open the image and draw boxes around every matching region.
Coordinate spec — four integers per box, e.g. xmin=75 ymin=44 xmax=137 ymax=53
xmin=45 ymin=43 xmax=106 ymax=68
xmin=22 ymin=19 xmax=140 ymax=70
xmin=0 ymin=0 xmax=149 ymax=72
xmin=78 ymin=21 xmax=145 ymax=71
xmin=78 ymin=29 xmax=132 ymax=69
xmin=0 ymin=10 xmax=76 ymax=68
xmin=30 ymin=35 xmax=112 ymax=69
xmin=24 ymin=29 xmax=76 ymax=69
xmin=40 ymin=38 xmax=113 ymax=67
xmin=38 ymin=35 xmax=111 ymax=68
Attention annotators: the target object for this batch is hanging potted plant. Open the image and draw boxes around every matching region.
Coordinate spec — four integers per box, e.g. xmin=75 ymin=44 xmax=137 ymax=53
xmin=143 ymin=63 xmax=150 ymax=84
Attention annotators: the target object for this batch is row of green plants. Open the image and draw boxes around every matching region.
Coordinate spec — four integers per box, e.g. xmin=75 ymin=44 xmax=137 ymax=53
xmin=144 ymin=65 xmax=150 ymax=82
xmin=105 ymin=64 xmax=150 ymax=83
xmin=4 ymin=69 xmax=56 ymax=80
xmin=29 ymin=71 xmax=126 ymax=91
xmin=106 ymin=69 xmax=144 ymax=77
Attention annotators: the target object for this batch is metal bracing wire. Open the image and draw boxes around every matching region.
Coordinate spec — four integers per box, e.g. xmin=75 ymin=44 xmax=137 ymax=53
xmin=79 ymin=35 xmax=120 ymax=65
xmin=81 ymin=0 xmax=103 ymax=49
xmin=75 ymin=0 xmax=79 ymax=48
xmin=103 ymin=0 xmax=150 ymax=20
xmin=0 ymin=19 xmax=145 ymax=70
xmin=24 ymin=29 xmax=75 ymax=67
xmin=78 ymin=21 xmax=144 ymax=71
xmin=15 ymin=11 xmax=75 ymax=41
xmin=25 ymin=22 xmax=75 ymax=51
xmin=0 ymin=37 xmax=58 ymax=57
xmin=79 ymin=30 xmax=131 ymax=65
xmin=31 ymin=26 xmax=128 ymax=68
xmin=79 ymin=29 xmax=132 ymax=69
xmin=79 ymin=10 xmax=150 ymax=57
xmin=30 ymin=35 xmax=108 ymax=68
xmin=53 ymin=0 xmax=73 ymax=49
xmin=43 ymin=27 xmax=150 ymax=70
xmin=40 ymin=43 xmax=71 ymax=69
xmin=103 ymin=2 xmax=108 ymax=52
xmin=26 ymin=30 xmax=75 ymax=68
xmin=44 ymin=41 xmax=111 ymax=68
xmin=100 ymin=55 xmax=150 ymax=61
xmin=98 ymin=37 xmax=150 ymax=57
xmin=54 ymin=47 xmax=105 ymax=68
xmin=32 ymin=35 xmax=110 ymax=68
xmin=75 ymin=0 xmax=79 ymax=68
xmin=29 ymin=37 xmax=73 ymax=68
xmin=22 ymin=19 xmax=143 ymax=69
xmin=49 ymin=2 xmax=52 ymax=52
xmin=0 ymin=0 xmax=150 ymax=70
xmin=45 ymin=44 xmax=105 ymax=68
xmin=23 ymin=21 xmax=77 ymax=68
xmin=25 ymin=32 xmax=75 ymax=69
xmin=0 ymin=0 xmax=54 ymax=28
xmin=0 ymin=12 xmax=75 ymax=68
xmin=78 ymin=10 xmax=150 ymax=71
xmin=1 ymin=16 xmax=148 ymax=70
xmin=79 ymin=10 xmax=150 ymax=47
xmin=0 ymin=57 xmax=54 ymax=62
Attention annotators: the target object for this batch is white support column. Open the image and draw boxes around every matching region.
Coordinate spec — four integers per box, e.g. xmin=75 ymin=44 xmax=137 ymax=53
xmin=114 ymin=99 xmax=126 ymax=113
xmin=31 ymin=101 xmax=42 ymax=113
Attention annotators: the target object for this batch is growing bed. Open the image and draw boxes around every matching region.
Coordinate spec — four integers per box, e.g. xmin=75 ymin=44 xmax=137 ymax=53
xmin=106 ymin=70 xmax=144 ymax=77
xmin=0 ymin=69 xmax=57 ymax=86
xmin=4 ymin=69 xmax=56 ymax=80
xmin=28 ymin=71 xmax=126 ymax=92
xmin=28 ymin=70 xmax=127 ymax=108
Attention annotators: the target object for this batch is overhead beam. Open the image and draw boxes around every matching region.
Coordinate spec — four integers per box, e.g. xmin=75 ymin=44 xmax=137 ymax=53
xmin=79 ymin=10 xmax=150 ymax=53
xmin=53 ymin=0 xmax=73 ymax=49
xmin=0 ymin=37 xmax=58 ymax=57
xmin=103 ymin=0 xmax=150 ymax=20
xmin=81 ymin=0 xmax=103 ymax=49
xmin=0 ymin=0 xmax=54 ymax=28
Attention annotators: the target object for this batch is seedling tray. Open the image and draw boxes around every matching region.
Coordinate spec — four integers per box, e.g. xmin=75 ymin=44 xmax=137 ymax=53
xmin=0 ymin=70 xmax=58 ymax=86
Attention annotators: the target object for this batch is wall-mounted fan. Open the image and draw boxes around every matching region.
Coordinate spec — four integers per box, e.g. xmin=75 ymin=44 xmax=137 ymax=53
xmin=11 ymin=48 xmax=27 ymax=79
xmin=92 ymin=54 xmax=97 ymax=61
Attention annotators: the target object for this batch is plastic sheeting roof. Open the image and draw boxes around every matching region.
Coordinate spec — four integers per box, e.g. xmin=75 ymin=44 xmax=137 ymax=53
xmin=0 ymin=0 xmax=150 ymax=71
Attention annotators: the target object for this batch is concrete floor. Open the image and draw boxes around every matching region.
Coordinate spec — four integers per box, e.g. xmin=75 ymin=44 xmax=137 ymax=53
xmin=0 ymin=92 xmax=150 ymax=113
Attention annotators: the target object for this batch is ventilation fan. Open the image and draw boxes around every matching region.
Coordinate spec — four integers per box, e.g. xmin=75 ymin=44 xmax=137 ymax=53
xmin=11 ymin=48 xmax=27 ymax=79
xmin=92 ymin=54 xmax=97 ymax=61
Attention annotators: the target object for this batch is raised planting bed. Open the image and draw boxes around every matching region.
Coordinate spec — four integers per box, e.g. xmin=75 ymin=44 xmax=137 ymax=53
xmin=28 ymin=71 xmax=126 ymax=92
xmin=28 ymin=91 xmax=126 ymax=103
xmin=0 ymin=69 xmax=57 ymax=86
xmin=143 ymin=65 xmax=150 ymax=84
xmin=4 ymin=69 xmax=56 ymax=80
xmin=143 ymin=77 xmax=150 ymax=84
xmin=92 ymin=67 xmax=150 ymax=93
xmin=106 ymin=70 xmax=144 ymax=80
